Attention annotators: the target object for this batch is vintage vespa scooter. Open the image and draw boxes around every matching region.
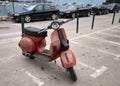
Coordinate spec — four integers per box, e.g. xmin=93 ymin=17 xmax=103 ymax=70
xmin=19 ymin=18 xmax=77 ymax=81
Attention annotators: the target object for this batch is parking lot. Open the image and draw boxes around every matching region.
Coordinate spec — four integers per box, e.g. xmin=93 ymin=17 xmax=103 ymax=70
xmin=0 ymin=12 xmax=120 ymax=86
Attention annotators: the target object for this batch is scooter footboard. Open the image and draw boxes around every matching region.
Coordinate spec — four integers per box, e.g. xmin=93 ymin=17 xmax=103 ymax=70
xmin=60 ymin=50 xmax=76 ymax=68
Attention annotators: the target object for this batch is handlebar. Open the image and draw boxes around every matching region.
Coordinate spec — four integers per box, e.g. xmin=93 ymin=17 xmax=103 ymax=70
xmin=47 ymin=18 xmax=75 ymax=29
xmin=38 ymin=18 xmax=75 ymax=34
xmin=61 ymin=18 xmax=75 ymax=25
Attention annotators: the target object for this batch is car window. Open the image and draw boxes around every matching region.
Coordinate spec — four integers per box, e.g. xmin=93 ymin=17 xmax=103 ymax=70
xmin=26 ymin=5 xmax=36 ymax=11
xmin=44 ymin=5 xmax=51 ymax=11
xmin=59 ymin=5 xmax=67 ymax=11
xmin=35 ymin=5 xmax=43 ymax=11
xmin=67 ymin=6 xmax=76 ymax=10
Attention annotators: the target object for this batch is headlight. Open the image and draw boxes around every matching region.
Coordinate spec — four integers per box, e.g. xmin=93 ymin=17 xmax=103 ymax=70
xmin=51 ymin=22 xmax=60 ymax=29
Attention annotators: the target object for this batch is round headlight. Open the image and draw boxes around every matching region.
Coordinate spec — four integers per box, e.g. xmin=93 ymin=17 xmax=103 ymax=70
xmin=51 ymin=22 xmax=60 ymax=29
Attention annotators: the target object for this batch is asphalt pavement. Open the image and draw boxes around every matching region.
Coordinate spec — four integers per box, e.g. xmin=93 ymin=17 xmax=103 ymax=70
xmin=0 ymin=13 xmax=120 ymax=86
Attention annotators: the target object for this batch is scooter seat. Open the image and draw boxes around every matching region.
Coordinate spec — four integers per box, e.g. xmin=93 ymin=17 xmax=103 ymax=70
xmin=24 ymin=27 xmax=47 ymax=37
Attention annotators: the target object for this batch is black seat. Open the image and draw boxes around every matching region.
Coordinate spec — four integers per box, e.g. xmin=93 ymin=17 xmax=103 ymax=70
xmin=24 ymin=27 xmax=47 ymax=37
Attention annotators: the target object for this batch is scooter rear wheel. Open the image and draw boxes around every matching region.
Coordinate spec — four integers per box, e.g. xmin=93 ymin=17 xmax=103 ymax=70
xmin=68 ymin=67 xmax=77 ymax=81
xmin=29 ymin=55 xmax=35 ymax=59
xmin=22 ymin=51 xmax=35 ymax=59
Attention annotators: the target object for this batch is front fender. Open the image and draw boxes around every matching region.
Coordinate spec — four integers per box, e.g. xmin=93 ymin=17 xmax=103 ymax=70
xmin=60 ymin=50 xmax=76 ymax=68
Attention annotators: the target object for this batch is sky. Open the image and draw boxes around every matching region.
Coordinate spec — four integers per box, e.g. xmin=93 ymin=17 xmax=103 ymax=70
xmin=48 ymin=0 xmax=106 ymax=5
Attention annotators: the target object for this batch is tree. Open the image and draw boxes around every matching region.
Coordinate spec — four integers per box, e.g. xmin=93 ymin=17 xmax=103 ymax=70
xmin=105 ymin=0 xmax=120 ymax=4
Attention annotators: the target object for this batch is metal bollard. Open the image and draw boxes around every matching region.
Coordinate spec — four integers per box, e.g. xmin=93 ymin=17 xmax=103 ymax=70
xmin=119 ymin=18 xmax=120 ymax=23
xmin=76 ymin=8 xmax=79 ymax=33
xmin=91 ymin=13 xmax=96 ymax=30
xmin=21 ymin=17 xmax=24 ymax=34
xmin=112 ymin=11 xmax=116 ymax=24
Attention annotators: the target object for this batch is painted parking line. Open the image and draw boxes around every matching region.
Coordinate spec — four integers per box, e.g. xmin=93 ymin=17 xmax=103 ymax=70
xmin=25 ymin=71 xmax=44 ymax=86
xmin=107 ymin=29 xmax=120 ymax=32
xmin=87 ymin=35 xmax=120 ymax=53
xmin=88 ymin=35 xmax=120 ymax=46
xmin=78 ymin=62 xmax=96 ymax=71
xmin=99 ymin=32 xmax=120 ymax=38
xmin=78 ymin=62 xmax=108 ymax=78
xmin=0 ymin=25 xmax=119 ymax=45
xmin=90 ymin=66 xmax=108 ymax=78
xmin=70 ymin=40 xmax=120 ymax=61
xmin=114 ymin=56 xmax=120 ymax=61
xmin=70 ymin=25 xmax=120 ymax=41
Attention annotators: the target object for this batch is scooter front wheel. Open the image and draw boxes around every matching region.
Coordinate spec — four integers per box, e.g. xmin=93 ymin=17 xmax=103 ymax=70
xmin=68 ymin=67 xmax=77 ymax=81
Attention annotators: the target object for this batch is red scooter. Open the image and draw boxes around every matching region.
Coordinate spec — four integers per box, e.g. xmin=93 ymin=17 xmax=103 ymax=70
xmin=19 ymin=19 xmax=77 ymax=81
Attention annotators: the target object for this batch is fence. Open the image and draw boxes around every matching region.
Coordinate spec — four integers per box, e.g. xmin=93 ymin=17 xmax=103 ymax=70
xmin=0 ymin=3 xmax=24 ymax=16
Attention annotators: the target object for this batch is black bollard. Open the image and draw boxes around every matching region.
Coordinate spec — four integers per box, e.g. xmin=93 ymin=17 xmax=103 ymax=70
xmin=112 ymin=11 xmax=116 ymax=24
xmin=76 ymin=8 xmax=79 ymax=33
xmin=21 ymin=17 xmax=24 ymax=34
xmin=91 ymin=13 xmax=96 ymax=30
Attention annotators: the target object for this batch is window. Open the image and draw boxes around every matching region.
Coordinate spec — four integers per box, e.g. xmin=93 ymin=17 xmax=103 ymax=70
xmin=35 ymin=5 xmax=43 ymax=11
xmin=44 ymin=5 xmax=51 ymax=11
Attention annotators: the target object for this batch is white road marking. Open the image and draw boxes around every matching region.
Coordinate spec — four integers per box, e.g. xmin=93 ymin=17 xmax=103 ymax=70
xmin=107 ymin=29 xmax=120 ymax=32
xmin=70 ymin=40 xmax=118 ymax=57
xmin=90 ymin=66 xmax=108 ymax=78
xmin=88 ymin=36 xmax=120 ymax=46
xmin=78 ymin=61 xmax=108 ymax=78
xmin=78 ymin=62 xmax=96 ymax=71
xmin=0 ymin=25 xmax=119 ymax=45
xmin=25 ymin=71 xmax=44 ymax=86
xmin=70 ymin=40 xmax=120 ymax=61
xmin=114 ymin=56 xmax=120 ymax=61
xmin=99 ymin=32 xmax=120 ymax=38
xmin=70 ymin=25 xmax=120 ymax=41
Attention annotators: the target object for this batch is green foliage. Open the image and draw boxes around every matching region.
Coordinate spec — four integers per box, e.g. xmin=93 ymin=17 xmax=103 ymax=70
xmin=105 ymin=0 xmax=120 ymax=3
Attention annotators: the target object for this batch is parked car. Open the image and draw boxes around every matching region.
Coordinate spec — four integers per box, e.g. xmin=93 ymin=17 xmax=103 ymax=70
xmin=12 ymin=3 xmax=59 ymax=22
xmin=91 ymin=5 xmax=109 ymax=15
xmin=107 ymin=3 xmax=120 ymax=13
xmin=59 ymin=5 xmax=91 ymax=18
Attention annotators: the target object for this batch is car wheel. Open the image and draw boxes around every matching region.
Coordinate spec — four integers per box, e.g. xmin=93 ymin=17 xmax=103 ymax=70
xmin=106 ymin=11 xmax=109 ymax=14
xmin=86 ymin=12 xmax=91 ymax=17
xmin=24 ymin=15 xmax=31 ymax=23
xmin=98 ymin=11 xmax=102 ymax=15
xmin=51 ymin=14 xmax=58 ymax=20
xmin=117 ymin=10 xmax=119 ymax=13
xmin=71 ymin=13 xmax=76 ymax=18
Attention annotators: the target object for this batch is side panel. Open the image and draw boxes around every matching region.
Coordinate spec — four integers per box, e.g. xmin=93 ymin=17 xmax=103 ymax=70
xmin=19 ymin=37 xmax=36 ymax=53
xmin=20 ymin=34 xmax=46 ymax=54
xmin=50 ymin=30 xmax=61 ymax=61
xmin=60 ymin=49 xmax=76 ymax=68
